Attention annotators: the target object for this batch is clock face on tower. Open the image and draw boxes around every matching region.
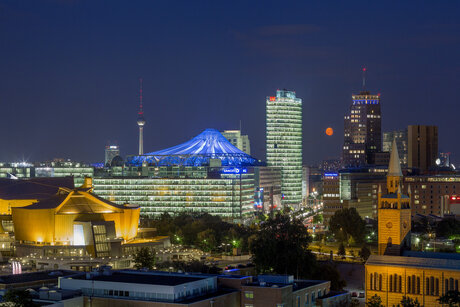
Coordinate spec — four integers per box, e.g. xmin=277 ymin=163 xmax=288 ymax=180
xmin=403 ymin=220 xmax=409 ymax=229
xmin=386 ymin=222 xmax=393 ymax=229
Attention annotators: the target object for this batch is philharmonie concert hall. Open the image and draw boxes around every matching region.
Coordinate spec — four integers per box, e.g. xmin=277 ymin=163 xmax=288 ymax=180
xmin=93 ymin=129 xmax=281 ymax=221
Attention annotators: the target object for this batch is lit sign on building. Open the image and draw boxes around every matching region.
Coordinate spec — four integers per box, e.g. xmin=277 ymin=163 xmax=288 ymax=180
xmin=269 ymin=96 xmax=276 ymax=101
xmin=324 ymin=173 xmax=338 ymax=177
xmin=221 ymin=168 xmax=248 ymax=174
xmin=352 ymin=99 xmax=379 ymax=105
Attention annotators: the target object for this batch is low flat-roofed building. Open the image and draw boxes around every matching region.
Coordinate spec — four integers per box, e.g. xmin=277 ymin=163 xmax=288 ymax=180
xmin=0 ymin=270 xmax=76 ymax=294
xmin=240 ymin=275 xmax=330 ymax=307
xmin=59 ymin=268 xmax=240 ymax=306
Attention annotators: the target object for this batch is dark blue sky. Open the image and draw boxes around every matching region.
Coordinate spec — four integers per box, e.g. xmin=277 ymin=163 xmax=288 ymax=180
xmin=1 ymin=1 xmax=459 ymax=165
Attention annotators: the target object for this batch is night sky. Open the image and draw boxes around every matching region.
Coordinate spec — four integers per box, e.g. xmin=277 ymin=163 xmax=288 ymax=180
xmin=1 ymin=1 xmax=459 ymax=165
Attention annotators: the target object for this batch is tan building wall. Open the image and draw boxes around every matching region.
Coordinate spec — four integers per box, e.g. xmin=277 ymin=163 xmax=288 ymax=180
xmin=322 ymin=175 xmax=341 ymax=224
xmin=408 ymin=125 xmax=438 ymax=172
xmin=404 ymin=176 xmax=460 ymax=216
xmin=377 ymin=206 xmax=411 ymax=255
xmin=241 ymin=282 xmax=329 ymax=307
xmin=366 ymin=263 xmax=460 ymax=307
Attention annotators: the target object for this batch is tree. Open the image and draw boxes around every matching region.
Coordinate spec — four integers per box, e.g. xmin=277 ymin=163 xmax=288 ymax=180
xmin=197 ymin=229 xmax=217 ymax=252
xmin=313 ymin=262 xmax=346 ymax=291
xmin=329 ymin=208 xmax=366 ymax=244
xmin=313 ymin=214 xmax=323 ymax=224
xmin=350 ymin=298 xmax=360 ymax=307
xmin=338 ymin=242 xmax=346 ymax=259
xmin=133 ymin=247 xmax=156 ymax=270
xmin=359 ymin=245 xmax=371 ymax=261
xmin=436 ymin=218 xmax=460 ymax=238
xmin=395 ymin=296 xmax=423 ymax=307
xmin=250 ymin=213 xmax=316 ymax=278
xmin=3 ymin=289 xmax=36 ymax=307
xmin=438 ymin=290 xmax=460 ymax=306
xmin=366 ymin=294 xmax=384 ymax=307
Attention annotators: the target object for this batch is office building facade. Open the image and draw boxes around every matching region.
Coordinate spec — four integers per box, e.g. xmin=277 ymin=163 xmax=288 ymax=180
xmin=221 ymin=130 xmax=251 ymax=155
xmin=383 ymin=129 xmax=408 ymax=167
xmin=105 ymin=145 xmax=120 ymax=166
xmin=408 ymin=125 xmax=438 ymax=172
xmin=93 ymin=171 xmax=254 ymax=220
xmin=266 ymin=89 xmax=303 ymax=206
xmin=404 ymin=175 xmax=460 ymax=216
xmin=322 ymin=172 xmax=341 ymax=224
xmin=343 ymin=91 xmax=381 ymax=167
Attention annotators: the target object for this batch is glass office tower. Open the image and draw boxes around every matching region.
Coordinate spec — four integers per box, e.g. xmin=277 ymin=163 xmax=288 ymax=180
xmin=342 ymin=91 xmax=381 ymax=167
xmin=266 ymin=89 xmax=303 ymax=206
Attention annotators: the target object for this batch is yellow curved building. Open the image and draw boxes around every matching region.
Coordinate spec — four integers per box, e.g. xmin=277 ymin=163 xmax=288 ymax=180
xmin=12 ymin=179 xmax=140 ymax=246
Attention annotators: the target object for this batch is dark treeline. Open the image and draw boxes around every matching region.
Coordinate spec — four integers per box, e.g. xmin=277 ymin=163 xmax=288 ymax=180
xmin=142 ymin=213 xmax=256 ymax=253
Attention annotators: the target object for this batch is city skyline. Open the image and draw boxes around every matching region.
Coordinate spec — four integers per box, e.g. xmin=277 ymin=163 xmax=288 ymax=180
xmin=1 ymin=1 xmax=459 ymax=165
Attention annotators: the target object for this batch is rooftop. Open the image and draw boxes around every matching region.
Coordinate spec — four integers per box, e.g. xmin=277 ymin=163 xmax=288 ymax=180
xmin=381 ymin=193 xmax=410 ymax=199
xmin=0 ymin=177 xmax=74 ymax=200
xmin=20 ymin=188 xmax=134 ymax=211
xmin=0 ymin=270 xmax=76 ymax=285
xmin=73 ymin=270 xmax=210 ymax=286
xmin=126 ymin=129 xmax=258 ymax=167
xmin=244 ymin=278 xmax=327 ymax=291
xmin=402 ymin=250 xmax=460 ymax=261
xmin=366 ymin=254 xmax=460 ymax=271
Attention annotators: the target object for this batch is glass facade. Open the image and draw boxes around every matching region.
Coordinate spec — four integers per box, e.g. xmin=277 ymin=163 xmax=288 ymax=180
xmin=0 ymin=163 xmax=33 ymax=178
xmin=35 ymin=165 xmax=94 ymax=186
xmin=343 ymin=91 xmax=381 ymax=167
xmin=105 ymin=145 xmax=120 ymax=166
xmin=266 ymin=90 xmax=303 ymax=206
xmin=93 ymin=169 xmax=254 ymax=221
xmin=0 ymin=161 xmax=93 ymax=186
xmin=383 ymin=129 xmax=408 ymax=167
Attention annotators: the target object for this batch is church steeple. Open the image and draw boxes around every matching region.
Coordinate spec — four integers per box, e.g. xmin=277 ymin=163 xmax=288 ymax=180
xmin=378 ymin=139 xmax=411 ymax=256
xmin=387 ymin=139 xmax=402 ymax=193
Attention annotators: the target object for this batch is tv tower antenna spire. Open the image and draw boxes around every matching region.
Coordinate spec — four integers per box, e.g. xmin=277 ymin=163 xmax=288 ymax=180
xmin=137 ymin=78 xmax=146 ymax=155
xmin=362 ymin=67 xmax=367 ymax=91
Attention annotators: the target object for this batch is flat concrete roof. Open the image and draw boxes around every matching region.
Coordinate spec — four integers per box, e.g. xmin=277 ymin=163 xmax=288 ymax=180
xmin=73 ymin=271 xmax=210 ymax=286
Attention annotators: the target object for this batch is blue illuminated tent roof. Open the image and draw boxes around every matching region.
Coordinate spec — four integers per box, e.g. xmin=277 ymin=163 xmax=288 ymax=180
xmin=126 ymin=129 xmax=258 ymax=167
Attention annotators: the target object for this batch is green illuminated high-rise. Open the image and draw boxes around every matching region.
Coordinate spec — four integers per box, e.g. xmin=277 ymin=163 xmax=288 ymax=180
xmin=266 ymin=89 xmax=302 ymax=206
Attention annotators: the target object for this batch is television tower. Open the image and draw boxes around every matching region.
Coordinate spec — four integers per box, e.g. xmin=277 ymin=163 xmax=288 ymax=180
xmin=137 ymin=78 xmax=146 ymax=155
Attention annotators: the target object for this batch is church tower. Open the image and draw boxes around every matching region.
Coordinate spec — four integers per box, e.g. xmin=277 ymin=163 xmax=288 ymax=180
xmin=378 ymin=139 xmax=411 ymax=256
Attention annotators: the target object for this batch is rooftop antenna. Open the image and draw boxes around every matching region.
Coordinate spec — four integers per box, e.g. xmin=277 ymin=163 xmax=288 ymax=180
xmin=362 ymin=67 xmax=367 ymax=91
xmin=239 ymin=120 xmax=242 ymax=132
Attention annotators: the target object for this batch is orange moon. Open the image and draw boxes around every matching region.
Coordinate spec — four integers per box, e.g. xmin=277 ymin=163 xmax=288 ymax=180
xmin=325 ymin=127 xmax=333 ymax=136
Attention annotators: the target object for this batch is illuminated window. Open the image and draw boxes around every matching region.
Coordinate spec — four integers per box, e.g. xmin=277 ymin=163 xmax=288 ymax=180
xmin=244 ymin=291 xmax=254 ymax=299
